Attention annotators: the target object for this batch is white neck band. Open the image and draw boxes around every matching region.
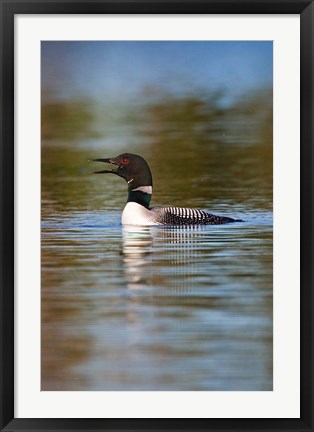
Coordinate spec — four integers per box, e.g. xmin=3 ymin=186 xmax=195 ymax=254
xmin=132 ymin=186 xmax=153 ymax=194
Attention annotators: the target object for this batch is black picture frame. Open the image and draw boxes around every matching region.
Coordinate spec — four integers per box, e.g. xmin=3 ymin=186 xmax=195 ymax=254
xmin=0 ymin=1 xmax=313 ymax=431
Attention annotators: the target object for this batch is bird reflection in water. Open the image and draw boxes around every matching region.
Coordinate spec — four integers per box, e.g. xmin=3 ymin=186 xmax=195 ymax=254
xmin=121 ymin=226 xmax=154 ymax=290
xmin=121 ymin=225 xmax=206 ymax=294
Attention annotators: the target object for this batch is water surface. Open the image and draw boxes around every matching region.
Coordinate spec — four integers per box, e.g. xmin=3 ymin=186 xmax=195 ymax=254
xmin=41 ymin=143 xmax=272 ymax=391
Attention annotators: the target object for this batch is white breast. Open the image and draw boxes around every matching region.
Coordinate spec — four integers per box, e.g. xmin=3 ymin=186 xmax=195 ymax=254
xmin=121 ymin=202 xmax=158 ymax=226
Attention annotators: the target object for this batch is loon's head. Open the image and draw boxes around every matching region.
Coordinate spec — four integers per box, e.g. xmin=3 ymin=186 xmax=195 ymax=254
xmin=92 ymin=153 xmax=152 ymax=189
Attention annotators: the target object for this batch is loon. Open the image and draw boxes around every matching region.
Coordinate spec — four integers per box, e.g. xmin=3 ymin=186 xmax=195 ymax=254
xmin=92 ymin=153 xmax=242 ymax=226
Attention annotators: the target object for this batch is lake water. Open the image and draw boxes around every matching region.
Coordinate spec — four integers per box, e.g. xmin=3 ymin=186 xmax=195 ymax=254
xmin=41 ymin=137 xmax=273 ymax=391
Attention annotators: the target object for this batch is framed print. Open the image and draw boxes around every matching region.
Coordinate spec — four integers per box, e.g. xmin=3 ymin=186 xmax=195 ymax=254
xmin=0 ymin=1 xmax=313 ymax=431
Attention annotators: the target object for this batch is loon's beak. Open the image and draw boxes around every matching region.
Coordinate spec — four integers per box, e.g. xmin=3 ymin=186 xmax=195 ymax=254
xmin=91 ymin=158 xmax=119 ymax=175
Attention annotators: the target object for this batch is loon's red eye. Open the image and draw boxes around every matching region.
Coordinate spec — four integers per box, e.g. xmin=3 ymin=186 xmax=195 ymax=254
xmin=122 ymin=158 xmax=129 ymax=165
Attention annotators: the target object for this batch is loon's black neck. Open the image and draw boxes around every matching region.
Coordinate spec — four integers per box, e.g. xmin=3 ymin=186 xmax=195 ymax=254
xmin=127 ymin=186 xmax=152 ymax=208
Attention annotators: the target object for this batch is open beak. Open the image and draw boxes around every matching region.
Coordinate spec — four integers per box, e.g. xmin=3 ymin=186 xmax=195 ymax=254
xmin=91 ymin=158 xmax=119 ymax=174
